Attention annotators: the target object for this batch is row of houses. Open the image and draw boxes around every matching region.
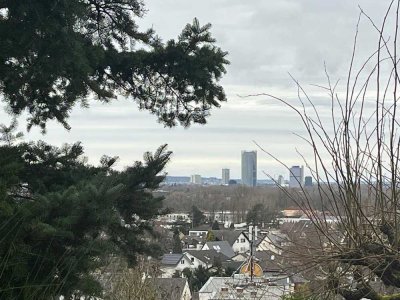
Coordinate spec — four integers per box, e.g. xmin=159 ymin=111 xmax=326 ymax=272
xmin=159 ymin=227 xmax=304 ymax=299
xmin=151 ymin=204 xmax=350 ymax=299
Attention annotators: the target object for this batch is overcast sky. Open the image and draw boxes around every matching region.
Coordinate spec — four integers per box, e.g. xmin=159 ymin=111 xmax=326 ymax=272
xmin=0 ymin=0 xmax=394 ymax=179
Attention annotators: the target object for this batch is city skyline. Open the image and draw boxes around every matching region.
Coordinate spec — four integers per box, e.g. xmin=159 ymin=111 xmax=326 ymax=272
xmin=0 ymin=0 xmax=389 ymax=178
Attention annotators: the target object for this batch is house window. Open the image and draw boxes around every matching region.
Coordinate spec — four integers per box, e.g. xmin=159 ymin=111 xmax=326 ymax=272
xmin=181 ymin=260 xmax=185 ymax=264
xmin=241 ymin=238 xmax=245 ymax=243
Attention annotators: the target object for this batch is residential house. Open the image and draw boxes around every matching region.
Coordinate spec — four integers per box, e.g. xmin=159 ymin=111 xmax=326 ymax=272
xmin=161 ymin=253 xmax=193 ymax=278
xmin=198 ymin=275 xmax=293 ymax=300
xmin=158 ymin=213 xmax=192 ymax=224
xmin=188 ymin=225 xmax=210 ymax=238
xmin=256 ymin=230 xmax=290 ymax=254
xmin=253 ymin=250 xmax=287 ymax=275
xmin=212 ymin=230 xmax=250 ymax=253
xmin=184 ymin=249 xmax=229 ymax=269
xmin=182 ymin=236 xmax=204 ymax=250
xmin=201 ymin=241 xmax=235 ymax=258
xmin=147 ymin=278 xmax=191 ymax=300
xmin=230 ymin=253 xmax=248 ymax=262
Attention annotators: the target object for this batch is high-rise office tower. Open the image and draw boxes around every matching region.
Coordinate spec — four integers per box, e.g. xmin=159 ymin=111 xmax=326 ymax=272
xmin=222 ymin=168 xmax=230 ymax=185
xmin=241 ymin=151 xmax=257 ymax=187
xmin=190 ymin=174 xmax=202 ymax=185
xmin=289 ymin=166 xmax=304 ymax=188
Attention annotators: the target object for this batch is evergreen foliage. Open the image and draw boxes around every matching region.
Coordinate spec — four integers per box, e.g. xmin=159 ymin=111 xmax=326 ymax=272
xmin=206 ymin=230 xmax=216 ymax=241
xmin=0 ymin=140 xmax=171 ymax=298
xmin=172 ymin=230 xmax=183 ymax=254
xmin=0 ymin=1 xmax=228 ymax=298
xmin=191 ymin=205 xmax=205 ymax=227
xmin=211 ymin=220 xmax=220 ymax=230
xmin=0 ymin=1 xmax=229 ymax=130
xmin=182 ymin=266 xmax=211 ymax=292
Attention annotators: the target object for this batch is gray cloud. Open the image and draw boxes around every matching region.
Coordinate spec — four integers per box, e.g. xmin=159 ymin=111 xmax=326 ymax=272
xmin=0 ymin=0 xmax=393 ymax=179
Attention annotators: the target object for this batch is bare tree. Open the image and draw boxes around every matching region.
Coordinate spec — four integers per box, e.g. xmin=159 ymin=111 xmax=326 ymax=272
xmin=102 ymin=257 xmax=160 ymax=300
xmin=253 ymin=1 xmax=400 ymax=299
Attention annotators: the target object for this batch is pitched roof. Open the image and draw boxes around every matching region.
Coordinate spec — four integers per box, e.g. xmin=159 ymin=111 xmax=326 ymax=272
xmin=265 ymin=231 xmax=289 ymax=245
xmin=147 ymin=278 xmax=189 ymax=300
xmin=221 ymin=260 xmax=243 ymax=271
xmin=185 ymin=249 xmax=229 ymax=265
xmin=202 ymin=241 xmax=235 ymax=258
xmin=161 ymin=253 xmax=184 ymax=265
xmin=212 ymin=230 xmax=247 ymax=245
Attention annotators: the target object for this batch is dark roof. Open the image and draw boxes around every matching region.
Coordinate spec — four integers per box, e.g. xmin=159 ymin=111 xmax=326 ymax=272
xmin=203 ymin=241 xmax=235 ymax=258
xmin=221 ymin=260 xmax=243 ymax=271
xmin=212 ymin=230 xmax=247 ymax=245
xmin=161 ymin=253 xmax=184 ymax=265
xmin=189 ymin=224 xmax=211 ymax=231
xmin=182 ymin=235 xmax=204 ymax=244
xmin=185 ymin=249 xmax=229 ymax=264
xmin=255 ymin=251 xmax=285 ymax=272
xmin=147 ymin=278 xmax=189 ymax=300
xmin=265 ymin=231 xmax=289 ymax=245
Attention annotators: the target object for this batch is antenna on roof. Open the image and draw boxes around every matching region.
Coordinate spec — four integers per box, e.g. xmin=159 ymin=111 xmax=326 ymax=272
xmin=239 ymin=225 xmax=262 ymax=280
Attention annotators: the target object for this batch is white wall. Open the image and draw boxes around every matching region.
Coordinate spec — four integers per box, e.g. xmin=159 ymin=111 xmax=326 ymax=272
xmin=232 ymin=233 xmax=250 ymax=253
xmin=183 ymin=252 xmax=208 ymax=269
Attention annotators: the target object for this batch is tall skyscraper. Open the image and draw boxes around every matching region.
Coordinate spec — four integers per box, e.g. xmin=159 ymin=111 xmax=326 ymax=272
xmin=241 ymin=151 xmax=257 ymax=187
xmin=190 ymin=174 xmax=202 ymax=185
xmin=289 ymin=166 xmax=304 ymax=188
xmin=222 ymin=168 xmax=230 ymax=185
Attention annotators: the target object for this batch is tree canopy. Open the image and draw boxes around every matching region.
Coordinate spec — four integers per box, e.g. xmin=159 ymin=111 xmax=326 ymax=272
xmin=0 ymin=1 xmax=229 ymax=298
xmin=0 ymin=1 xmax=229 ymax=130
xmin=246 ymin=203 xmax=275 ymax=226
xmin=0 ymin=140 xmax=171 ymax=298
xmin=192 ymin=205 xmax=205 ymax=227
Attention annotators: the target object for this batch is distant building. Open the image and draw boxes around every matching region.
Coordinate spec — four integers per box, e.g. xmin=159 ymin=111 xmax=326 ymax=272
xmin=222 ymin=168 xmax=230 ymax=185
xmin=199 ymin=276 xmax=292 ymax=300
xmin=190 ymin=174 xmax=202 ymax=185
xmin=241 ymin=151 xmax=257 ymax=187
xmin=289 ymin=166 xmax=304 ymax=188
xmin=304 ymin=176 xmax=313 ymax=187
xmin=228 ymin=179 xmax=237 ymax=185
xmin=277 ymin=175 xmax=284 ymax=186
xmin=157 ymin=213 xmax=191 ymax=224
xmin=146 ymin=278 xmax=191 ymax=300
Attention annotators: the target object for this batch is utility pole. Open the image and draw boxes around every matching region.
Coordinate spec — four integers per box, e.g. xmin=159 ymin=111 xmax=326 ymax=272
xmin=249 ymin=225 xmax=256 ymax=282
